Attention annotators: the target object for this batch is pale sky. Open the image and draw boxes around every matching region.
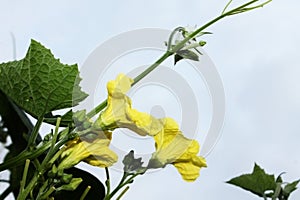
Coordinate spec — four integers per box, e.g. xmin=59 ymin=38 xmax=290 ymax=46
xmin=1 ymin=0 xmax=300 ymax=199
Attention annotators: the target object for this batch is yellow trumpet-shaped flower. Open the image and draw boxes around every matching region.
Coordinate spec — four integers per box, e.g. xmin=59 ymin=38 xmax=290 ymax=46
xmin=97 ymin=73 xmax=206 ymax=181
xmin=96 ymin=73 xmax=164 ymax=136
xmin=58 ymin=132 xmax=118 ymax=170
xmin=148 ymin=118 xmax=207 ymax=182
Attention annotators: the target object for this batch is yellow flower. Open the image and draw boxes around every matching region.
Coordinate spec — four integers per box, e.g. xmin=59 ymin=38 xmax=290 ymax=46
xmin=58 ymin=132 xmax=117 ymax=170
xmin=97 ymin=73 xmax=206 ymax=181
xmin=96 ymin=73 xmax=164 ymax=136
xmin=148 ymin=118 xmax=207 ymax=182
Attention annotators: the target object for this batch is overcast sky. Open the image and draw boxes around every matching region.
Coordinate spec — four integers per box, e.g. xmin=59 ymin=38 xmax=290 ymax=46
xmin=1 ymin=0 xmax=300 ymax=199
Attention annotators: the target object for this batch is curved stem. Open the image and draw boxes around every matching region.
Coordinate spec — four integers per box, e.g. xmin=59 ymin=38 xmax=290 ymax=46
xmin=86 ymin=0 xmax=271 ymax=119
xmin=167 ymin=27 xmax=184 ymax=51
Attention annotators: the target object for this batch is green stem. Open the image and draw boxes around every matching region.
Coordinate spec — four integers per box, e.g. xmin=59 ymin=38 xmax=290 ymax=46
xmin=86 ymin=51 xmax=172 ymax=119
xmin=17 ymin=171 xmax=39 ymax=200
xmin=167 ymin=27 xmax=184 ymax=51
xmin=116 ymin=186 xmax=130 ymax=200
xmin=40 ymin=118 xmax=61 ymax=170
xmin=18 ymin=159 xmax=30 ymax=195
xmin=222 ymin=0 xmax=233 ymax=14
xmin=104 ymin=172 xmax=127 ymax=200
xmin=36 ymin=179 xmax=49 ymax=199
xmin=105 ymin=167 xmax=111 ymax=196
xmin=86 ymin=0 xmax=271 ymax=119
xmin=105 ymin=172 xmax=141 ymax=200
xmin=171 ymin=0 xmax=264 ymax=53
xmin=27 ymin=116 xmax=44 ymax=150
xmin=39 ymin=186 xmax=55 ymax=199
xmin=132 ymin=51 xmax=173 ymax=86
xmin=14 ymin=130 xmax=75 ymax=200
xmin=0 ymin=140 xmax=51 ymax=172
xmin=80 ymin=186 xmax=91 ymax=200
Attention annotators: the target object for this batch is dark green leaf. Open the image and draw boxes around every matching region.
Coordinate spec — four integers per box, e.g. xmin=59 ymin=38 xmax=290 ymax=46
xmin=174 ymin=54 xmax=184 ymax=65
xmin=227 ymin=163 xmax=277 ymax=197
xmin=0 ymin=39 xmax=88 ymax=118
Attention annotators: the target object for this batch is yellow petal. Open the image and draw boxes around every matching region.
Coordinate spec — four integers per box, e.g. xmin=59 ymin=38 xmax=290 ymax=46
xmin=174 ymin=157 xmax=206 ymax=182
xmin=125 ymin=109 xmax=164 ymax=136
xmin=58 ymin=135 xmax=118 ymax=170
xmin=107 ymin=73 xmax=133 ymax=97
xmin=98 ymin=74 xmax=164 ymax=136
xmin=149 ymin=118 xmax=207 ymax=182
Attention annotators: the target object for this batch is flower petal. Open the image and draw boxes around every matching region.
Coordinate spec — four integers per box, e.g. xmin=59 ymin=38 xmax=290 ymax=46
xmin=149 ymin=118 xmax=207 ymax=182
xmin=58 ymin=135 xmax=118 ymax=170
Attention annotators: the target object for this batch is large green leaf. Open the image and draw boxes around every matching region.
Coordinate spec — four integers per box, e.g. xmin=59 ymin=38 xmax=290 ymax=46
xmin=227 ymin=163 xmax=277 ymax=197
xmin=0 ymin=40 xmax=88 ymax=118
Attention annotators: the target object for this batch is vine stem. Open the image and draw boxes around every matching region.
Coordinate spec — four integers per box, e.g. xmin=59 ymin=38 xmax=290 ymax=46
xmin=0 ymin=141 xmax=51 ymax=172
xmin=80 ymin=186 xmax=91 ymax=200
xmin=16 ymin=120 xmax=75 ymax=200
xmin=86 ymin=0 xmax=271 ymax=119
xmin=27 ymin=116 xmax=44 ymax=149
xmin=18 ymin=159 xmax=30 ymax=195
xmin=104 ymin=172 xmax=142 ymax=200
xmin=116 ymin=186 xmax=130 ymax=200
xmin=86 ymin=51 xmax=172 ymax=119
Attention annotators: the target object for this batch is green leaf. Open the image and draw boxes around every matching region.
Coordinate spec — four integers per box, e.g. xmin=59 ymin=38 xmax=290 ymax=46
xmin=43 ymin=109 xmax=74 ymax=127
xmin=174 ymin=49 xmax=199 ymax=65
xmin=282 ymin=179 xmax=300 ymax=198
xmin=0 ymin=40 xmax=88 ymax=118
xmin=227 ymin=163 xmax=277 ymax=197
xmin=123 ymin=150 xmax=145 ymax=173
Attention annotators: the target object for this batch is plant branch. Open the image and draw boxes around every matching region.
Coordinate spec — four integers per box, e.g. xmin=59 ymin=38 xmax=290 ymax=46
xmin=27 ymin=116 xmax=44 ymax=149
xmin=86 ymin=0 xmax=271 ymax=119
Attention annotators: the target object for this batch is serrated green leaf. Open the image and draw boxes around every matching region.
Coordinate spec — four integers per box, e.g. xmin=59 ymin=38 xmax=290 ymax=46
xmin=227 ymin=163 xmax=277 ymax=197
xmin=0 ymin=39 xmax=88 ymax=118
xmin=283 ymin=179 xmax=300 ymax=198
